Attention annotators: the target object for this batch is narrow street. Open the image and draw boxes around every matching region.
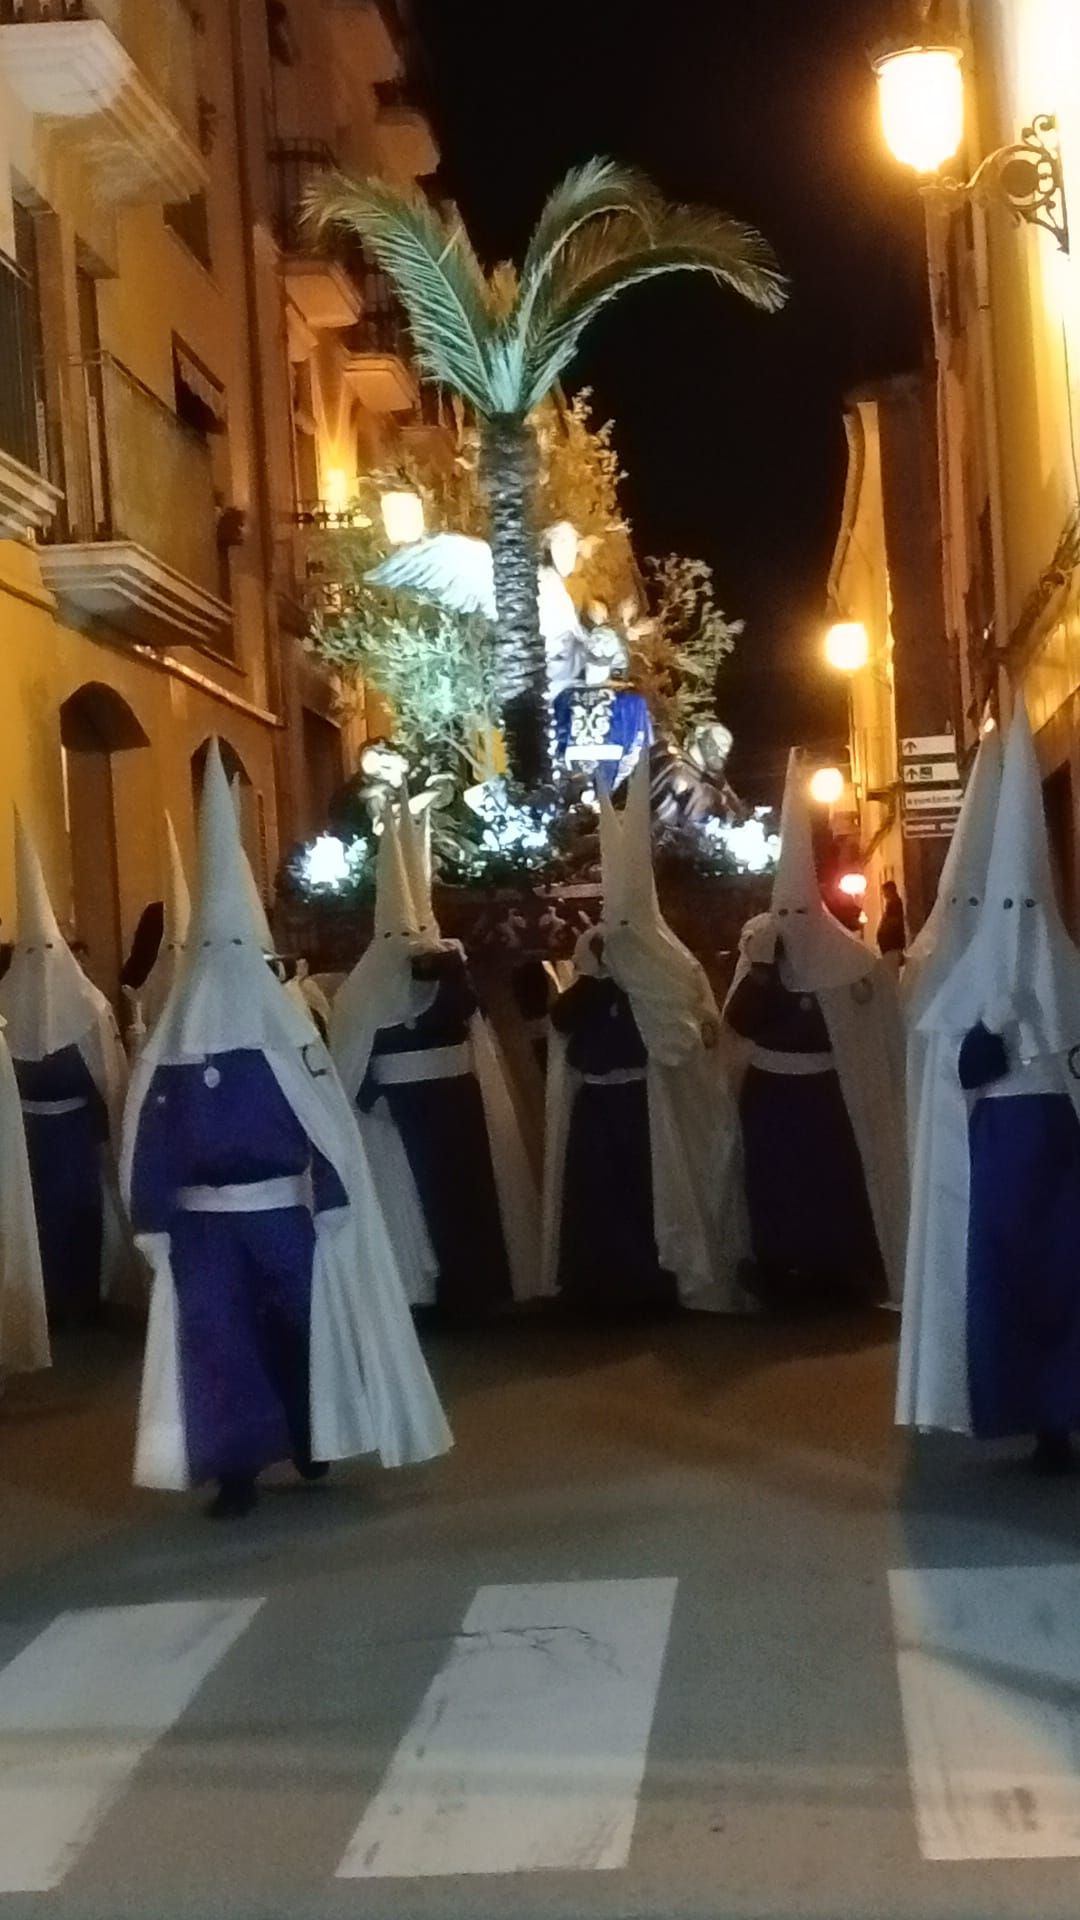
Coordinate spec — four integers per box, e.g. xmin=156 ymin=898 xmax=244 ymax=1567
xmin=0 ymin=1307 xmax=1078 ymax=1920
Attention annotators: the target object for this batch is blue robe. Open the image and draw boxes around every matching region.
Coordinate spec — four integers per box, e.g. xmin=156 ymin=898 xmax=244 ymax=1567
xmin=358 ymin=959 xmax=511 ymax=1314
xmin=15 ymin=1046 xmax=107 ymax=1324
xmin=726 ymin=963 xmax=882 ymax=1301
xmin=962 ymin=1038 xmax=1080 ymax=1438
xmin=553 ymin=686 xmax=652 ymax=791
xmin=552 ymin=974 xmax=676 ymax=1312
xmin=129 ymin=1048 xmax=346 ymax=1484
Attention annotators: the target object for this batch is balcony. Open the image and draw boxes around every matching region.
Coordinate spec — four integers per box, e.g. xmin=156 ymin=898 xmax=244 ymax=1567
xmin=270 ymin=139 xmax=362 ymax=332
xmin=323 ymin=0 xmax=401 ymax=84
xmin=0 ymin=0 xmax=206 ymax=206
xmin=39 ymin=354 xmax=231 ymax=649
xmin=341 ymin=265 xmax=418 ymax=413
xmin=374 ymin=77 xmax=438 ymax=183
xmin=0 ymin=252 xmax=62 ymax=538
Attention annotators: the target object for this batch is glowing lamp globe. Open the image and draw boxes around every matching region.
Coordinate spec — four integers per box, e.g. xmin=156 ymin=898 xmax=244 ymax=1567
xmin=824 ymin=619 xmax=870 ymax=673
xmin=838 ymin=871 xmax=868 ymax=898
xmin=323 ymin=466 xmax=352 ymax=518
xmin=809 ymin=765 xmax=845 ymax=808
xmin=380 ymin=488 xmax=425 ymax=547
xmin=873 ymin=44 xmax=964 ymax=174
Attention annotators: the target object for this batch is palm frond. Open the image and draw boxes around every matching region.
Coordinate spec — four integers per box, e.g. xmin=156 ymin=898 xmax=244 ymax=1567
xmin=522 ymin=206 xmax=787 ymax=408
xmin=308 ymin=173 xmax=497 ymax=412
xmin=519 ymin=157 xmax=659 ymax=290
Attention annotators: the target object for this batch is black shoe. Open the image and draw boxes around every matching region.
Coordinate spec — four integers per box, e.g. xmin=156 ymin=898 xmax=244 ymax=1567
xmin=1030 ymin=1432 xmax=1076 ymax=1477
xmin=292 ymin=1455 xmax=330 ymax=1483
xmin=205 ymin=1476 xmax=258 ymax=1519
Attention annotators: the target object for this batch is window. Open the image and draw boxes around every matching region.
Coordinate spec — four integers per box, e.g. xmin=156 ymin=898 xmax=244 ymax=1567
xmin=165 ymin=192 xmax=212 ymax=272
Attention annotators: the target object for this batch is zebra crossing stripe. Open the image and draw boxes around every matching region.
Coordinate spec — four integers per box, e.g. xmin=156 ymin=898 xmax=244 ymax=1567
xmin=891 ymin=1564 xmax=1080 ymax=1859
xmin=338 ymin=1577 xmax=678 ymax=1878
xmin=0 ymin=1598 xmax=262 ymax=1891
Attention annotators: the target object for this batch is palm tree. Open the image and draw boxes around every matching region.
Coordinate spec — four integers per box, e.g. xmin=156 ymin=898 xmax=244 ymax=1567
xmin=313 ymin=159 xmax=786 ymax=789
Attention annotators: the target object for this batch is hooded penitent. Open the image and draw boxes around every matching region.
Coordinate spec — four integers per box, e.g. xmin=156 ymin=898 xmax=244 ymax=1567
xmin=121 ymin=738 xmax=451 ymax=1491
xmin=542 ymin=757 xmax=748 ymax=1311
xmin=902 ymin=704 xmax=1080 ymax=1442
xmin=331 ymin=800 xmax=541 ymax=1312
xmin=722 ymin=751 xmax=907 ymax=1304
xmin=896 ymin=729 xmax=1002 ymax=1432
xmin=131 ymin=813 xmax=191 ymax=1044
xmin=0 ymin=813 xmax=129 ymax=1322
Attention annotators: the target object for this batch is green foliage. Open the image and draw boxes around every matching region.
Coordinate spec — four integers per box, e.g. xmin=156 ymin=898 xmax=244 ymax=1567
xmin=630 ymin=555 xmax=744 ymax=746
xmin=304 ymin=490 xmax=497 ymax=780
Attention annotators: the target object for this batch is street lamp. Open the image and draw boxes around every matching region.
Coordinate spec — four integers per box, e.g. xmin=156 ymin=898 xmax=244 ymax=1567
xmin=809 ymin=765 xmax=845 ymax=808
xmin=824 ymin=619 xmax=870 ymax=674
xmin=874 ymin=44 xmax=964 ymax=174
xmin=872 ymin=41 xmax=1069 ymax=252
xmin=380 ymin=488 xmax=425 ymax=547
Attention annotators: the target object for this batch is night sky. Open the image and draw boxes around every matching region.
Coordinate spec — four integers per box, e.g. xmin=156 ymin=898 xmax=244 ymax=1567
xmin=410 ymin=0 xmax=929 ymax=797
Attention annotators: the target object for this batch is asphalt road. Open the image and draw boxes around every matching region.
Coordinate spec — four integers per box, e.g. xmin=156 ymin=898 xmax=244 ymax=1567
xmin=1 ymin=1305 xmax=1079 ymax=1920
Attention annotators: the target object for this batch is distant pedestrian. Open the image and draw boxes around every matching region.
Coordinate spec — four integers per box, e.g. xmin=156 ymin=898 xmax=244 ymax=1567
xmin=877 ymin=879 xmax=907 ymax=973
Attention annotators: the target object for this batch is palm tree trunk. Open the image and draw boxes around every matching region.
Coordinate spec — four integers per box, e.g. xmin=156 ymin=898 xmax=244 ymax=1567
xmin=480 ymin=413 xmax=549 ymax=789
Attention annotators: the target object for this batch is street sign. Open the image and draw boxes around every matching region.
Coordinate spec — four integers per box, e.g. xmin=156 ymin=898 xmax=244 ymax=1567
xmin=900 ymin=733 xmax=956 ymax=758
xmin=903 ymin=786 xmax=963 ymax=813
xmin=904 ymin=818 xmax=955 ymax=839
xmin=903 ymin=758 xmax=960 ymax=787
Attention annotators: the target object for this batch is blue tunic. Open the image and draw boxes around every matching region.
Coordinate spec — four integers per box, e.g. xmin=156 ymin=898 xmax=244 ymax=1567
xmin=359 ymin=959 xmax=511 ymax=1313
xmin=553 ymin=686 xmax=652 ymax=791
xmin=130 ymin=1049 xmax=346 ymax=1483
xmin=726 ymin=964 xmax=882 ymax=1301
xmin=964 ymin=1048 xmax=1080 ymax=1438
xmin=552 ymin=975 xmax=676 ymax=1312
xmin=15 ymin=1046 xmax=107 ymax=1324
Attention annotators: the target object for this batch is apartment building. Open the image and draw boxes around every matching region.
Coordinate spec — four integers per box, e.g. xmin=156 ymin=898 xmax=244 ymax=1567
xmin=0 ymin=0 xmax=438 ymax=994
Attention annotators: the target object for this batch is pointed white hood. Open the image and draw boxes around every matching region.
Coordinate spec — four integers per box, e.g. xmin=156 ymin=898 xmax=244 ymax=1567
xmin=136 ymin=813 xmax=191 ymax=1039
xmin=588 ymin=757 xmax=717 ymax=1065
xmin=398 ymin=791 xmax=438 ymax=939
xmin=769 ymin=751 xmax=871 ymax=992
xmin=150 ymin=740 xmax=311 ymax=1061
xmin=330 ymin=808 xmax=431 ymax=1103
xmin=907 ymin=727 xmax=1003 ymax=1032
xmin=920 ymin=703 xmax=1080 ymax=1057
xmin=0 ymin=811 xmax=113 ymax=1060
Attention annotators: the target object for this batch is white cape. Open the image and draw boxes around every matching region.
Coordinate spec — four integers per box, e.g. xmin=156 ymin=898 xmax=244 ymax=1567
xmin=0 ymin=1025 xmax=49 ymax=1373
xmin=541 ymin=1028 xmax=750 ymax=1310
xmin=895 ymin=1025 xmax=971 ymax=1430
xmin=122 ymin=1028 xmax=453 ymax=1489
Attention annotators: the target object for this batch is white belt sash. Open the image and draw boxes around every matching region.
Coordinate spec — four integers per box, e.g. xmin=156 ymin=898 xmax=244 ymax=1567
xmin=581 ymin=1067 xmax=647 ymax=1086
xmin=750 ymin=1048 xmax=834 ymax=1077
xmin=372 ymin=1043 xmax=471 ymax=1087
xmin=176 ymin=1173 xmax=311 ymax=1213
xmin=20 ymin=1096 xmax=88 ymax=1116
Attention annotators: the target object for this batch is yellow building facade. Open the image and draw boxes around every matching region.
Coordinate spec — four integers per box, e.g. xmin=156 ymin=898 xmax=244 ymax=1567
xmin=832 ymin=0 xmax=1080 ymax=936
xmin=0 ymin=0 xmax=438 ymax=994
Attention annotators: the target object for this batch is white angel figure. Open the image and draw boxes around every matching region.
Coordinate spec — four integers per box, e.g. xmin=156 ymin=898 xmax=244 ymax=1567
xmin=367 ymin=520 xmax=587 ymax=700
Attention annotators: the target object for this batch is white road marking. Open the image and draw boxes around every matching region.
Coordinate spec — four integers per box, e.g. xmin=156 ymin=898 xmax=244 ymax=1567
xmin=338 ymin=1577 xmax=678 ymax=1878
xmin=891 ymin=1564 xmax=1080 ymax=1860
xmin=0 ymin=1598 xmax=262 ymax=1891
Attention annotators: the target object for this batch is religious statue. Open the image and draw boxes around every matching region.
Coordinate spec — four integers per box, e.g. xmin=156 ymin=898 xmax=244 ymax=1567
xmin=551 ymin=614 xmax=652 ymax=792
xmin=365 ymin=519 xmax=587 ymax=699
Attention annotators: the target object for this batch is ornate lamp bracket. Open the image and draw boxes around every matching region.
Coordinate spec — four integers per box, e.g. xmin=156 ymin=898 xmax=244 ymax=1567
xmin=928 ymin=113 xmax=1069 ymax=253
